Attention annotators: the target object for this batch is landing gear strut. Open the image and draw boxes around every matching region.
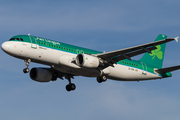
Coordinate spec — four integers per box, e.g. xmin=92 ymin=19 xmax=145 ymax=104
xmin=97 ymin=75 xmax=107 ymax=83
xmin=23 ymin=59 xmax=31 ymax=73
xmin=65 ymin=75 xmax=76 ymax=92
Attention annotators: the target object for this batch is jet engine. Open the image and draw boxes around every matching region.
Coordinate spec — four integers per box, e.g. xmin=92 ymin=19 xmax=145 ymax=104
xmin=76 ymin=54 xmax=100 ymax=68
xmin=30 ymin=68 xmax=52 ymax=82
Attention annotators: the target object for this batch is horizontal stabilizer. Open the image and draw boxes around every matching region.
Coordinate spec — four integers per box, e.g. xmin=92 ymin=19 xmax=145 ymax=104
xmin=155 ymin=65 xmax=180 ymax=73
xmin=174 ymin=36 xmax=179 ymax=42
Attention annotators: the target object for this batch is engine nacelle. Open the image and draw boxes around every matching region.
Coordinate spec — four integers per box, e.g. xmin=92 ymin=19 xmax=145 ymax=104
xmin=30 ymin=68 xmax=52 ymax=82
xmin=76 ymin=54 xmax=100 ymax=68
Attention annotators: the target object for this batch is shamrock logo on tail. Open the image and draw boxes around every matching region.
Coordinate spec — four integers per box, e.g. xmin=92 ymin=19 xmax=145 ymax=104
xmin=150 ymin=45 xmax=163 ymax=59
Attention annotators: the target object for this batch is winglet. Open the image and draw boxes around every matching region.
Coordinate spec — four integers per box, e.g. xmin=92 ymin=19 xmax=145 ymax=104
xmin=174 ymin=36 xmax=179 ymax=42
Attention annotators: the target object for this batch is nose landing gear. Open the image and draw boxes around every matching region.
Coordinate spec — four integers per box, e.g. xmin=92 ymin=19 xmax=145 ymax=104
xmin=23 ymin=59 xmax=31 ymax=73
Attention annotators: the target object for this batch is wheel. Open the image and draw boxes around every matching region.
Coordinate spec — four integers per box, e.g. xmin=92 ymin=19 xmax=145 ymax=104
xmin=66 ymin=84 xmax=71 ymax=91
xmin=23 ymin=68 xmax=29 ymax=73
xmin=66 ymin=83 xmax=76 ymax=91
xmin=97 ymin=77 xmax=102 ymax=83
xmin=97 ymin=76 xmax=107 ymax=83
xmin=101 ymin=76 xmax=107 ymax=82
xmin=70 ymin=83 xmax=76 ymax=91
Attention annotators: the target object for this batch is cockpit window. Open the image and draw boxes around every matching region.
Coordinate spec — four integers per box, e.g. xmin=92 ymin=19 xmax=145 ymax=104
xmin=9 ymin=37 xmax=24 ymax=41
xmin=9 ymin=38 xmax=15 ymax=41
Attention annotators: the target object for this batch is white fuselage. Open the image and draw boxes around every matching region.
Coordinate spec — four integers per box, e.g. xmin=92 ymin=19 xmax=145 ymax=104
xmin=2 ymin=41 xmax=162 ymax=81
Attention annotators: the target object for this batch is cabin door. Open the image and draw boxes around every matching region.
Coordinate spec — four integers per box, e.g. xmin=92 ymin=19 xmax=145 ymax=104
xmin=29 ymin=35 xmax=37 ymax=49
xmin=141 ymin=62 xmax=147 ymax=75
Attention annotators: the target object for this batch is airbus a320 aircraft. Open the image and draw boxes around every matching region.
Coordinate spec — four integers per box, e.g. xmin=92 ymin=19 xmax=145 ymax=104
xmin=1 ymin=34 xmax=180 ymax=91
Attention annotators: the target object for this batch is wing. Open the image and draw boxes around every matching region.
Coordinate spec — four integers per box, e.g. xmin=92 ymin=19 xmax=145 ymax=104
xmin=95 ymin=37 xmax=179 ymax=68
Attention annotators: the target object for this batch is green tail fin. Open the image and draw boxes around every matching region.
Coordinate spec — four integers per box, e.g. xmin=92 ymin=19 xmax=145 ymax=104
xmin=139 ymin=34 xmax=167 ymax=68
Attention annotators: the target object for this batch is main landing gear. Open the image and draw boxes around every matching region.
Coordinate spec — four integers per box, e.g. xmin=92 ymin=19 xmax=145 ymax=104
xmin=97 ymin=75 xmax=107 ymax=83
xmin=65 ymin=75 xmax=76 ymax=92
xmin=23 ymin=59 xmax=31 ymax=73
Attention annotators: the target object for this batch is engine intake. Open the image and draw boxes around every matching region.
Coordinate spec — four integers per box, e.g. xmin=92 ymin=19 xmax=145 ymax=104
xmin=30 ymin=68 xmax=52 ymax=82
xmin=76 ymin=54 xmax=100 ymax=68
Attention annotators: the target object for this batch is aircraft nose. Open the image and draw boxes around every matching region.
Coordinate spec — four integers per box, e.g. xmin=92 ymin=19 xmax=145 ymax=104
xmin=1 ymin=41 xmax=10 ymax=52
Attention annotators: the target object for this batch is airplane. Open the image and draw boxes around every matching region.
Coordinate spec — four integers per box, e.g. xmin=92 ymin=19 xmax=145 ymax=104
xmin=1 ymin=34 xmax=180 ymax=91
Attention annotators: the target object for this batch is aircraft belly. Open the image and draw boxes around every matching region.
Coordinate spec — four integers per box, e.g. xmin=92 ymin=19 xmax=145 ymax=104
xmin=53 ymin=65 xmax=100 ymax=77
xmin=107 ymin=64 xmax=161 ymax=81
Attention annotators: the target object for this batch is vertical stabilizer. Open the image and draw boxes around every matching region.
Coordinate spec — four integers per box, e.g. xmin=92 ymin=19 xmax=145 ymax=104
xmin=139 ymin=34 xmax=167 ymax=68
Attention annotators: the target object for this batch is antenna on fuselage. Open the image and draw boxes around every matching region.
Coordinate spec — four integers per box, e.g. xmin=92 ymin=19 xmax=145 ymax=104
xmin=28 ymin=33 xmax=30 ymax=36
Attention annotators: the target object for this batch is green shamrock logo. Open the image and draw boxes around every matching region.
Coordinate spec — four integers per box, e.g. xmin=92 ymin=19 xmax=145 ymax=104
xmin=150 ymin=45 xmax=163 ymax=59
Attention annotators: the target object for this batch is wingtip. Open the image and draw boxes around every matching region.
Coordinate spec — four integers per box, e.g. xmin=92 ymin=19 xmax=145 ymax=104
xmin=174 ymin=36 xmax=179 ymax=42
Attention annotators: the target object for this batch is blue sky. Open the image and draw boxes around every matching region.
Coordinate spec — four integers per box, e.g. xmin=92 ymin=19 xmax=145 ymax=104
xmin=0 ymin=0 xmax=180 ymax=120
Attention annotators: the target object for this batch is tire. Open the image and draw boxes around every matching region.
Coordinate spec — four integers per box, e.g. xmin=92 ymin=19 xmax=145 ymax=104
xmin=23 ymin=68 xmax=29 ymax=73
xmin=101 ymin=76 xmax=107 ymax=82
xmin=97 ymin=77 xmax=102 ymax=83
xmin=66 ymin=83 xmax=76 ymax=91
xmin=70 ymin=83 xmax=76 ymax=90
xmin=66 ymin=84 xmax=71 ymax=91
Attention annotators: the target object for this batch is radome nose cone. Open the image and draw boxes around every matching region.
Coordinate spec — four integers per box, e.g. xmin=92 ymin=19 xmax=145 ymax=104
xmin=1 ymin=42 xmax=10 ymax=52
